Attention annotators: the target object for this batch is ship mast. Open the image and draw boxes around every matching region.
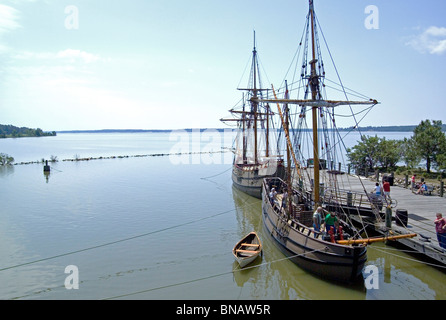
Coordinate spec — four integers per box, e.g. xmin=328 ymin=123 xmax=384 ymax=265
xmin=252 ymin=31 xmax=259 ymax=164
xmin=309 ymin=0 xmax=320 ymax=205
xmin=253 ymin=0 xmax=378 ymax=207
xmin=221 ymin=31 xmax=274 ymax=165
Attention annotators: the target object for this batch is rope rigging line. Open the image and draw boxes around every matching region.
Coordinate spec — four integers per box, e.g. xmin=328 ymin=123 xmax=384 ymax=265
xmin=0 ymin=207 xmax=238 ymax=273
xmin=200 ymin=166 xmax=233 ymax=180
xmin=236 ymin=53 xmax=253 ymax=89
xmin=315 ymin=14 xmax=378 ymax=142
xmin=323 ymin=78 xmax=372 ymax=100
xmin=368 ymin=245 xmax=446 ymax=270
xmin=101 ymin=248 xmax=325 ymax=300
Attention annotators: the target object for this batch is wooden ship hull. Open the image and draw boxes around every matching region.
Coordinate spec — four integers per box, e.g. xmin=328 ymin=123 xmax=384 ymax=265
xmin=233 ymin=231 xmax=263 ymax=268
xmin=232 ymin=161 xmax=285 ymax=199
xmin=262 ymin=178 xmax=367 ymax=283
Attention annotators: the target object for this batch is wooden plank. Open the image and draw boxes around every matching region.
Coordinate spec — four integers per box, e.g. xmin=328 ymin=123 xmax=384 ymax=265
xmin=235 ymin=249 xmax=259 ymax=254
xmin=241 ymin=243 xmax=260 ymax=247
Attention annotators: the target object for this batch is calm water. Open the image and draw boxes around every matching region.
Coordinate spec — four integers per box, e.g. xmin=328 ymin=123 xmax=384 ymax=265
xmin=0 ymin=131 xmax=445 ymax=300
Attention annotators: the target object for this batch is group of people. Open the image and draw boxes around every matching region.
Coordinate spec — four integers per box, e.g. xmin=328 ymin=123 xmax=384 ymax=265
xmin=269 ymin=187 xmax=288 ymax=211
xmin=371 ymin=179 xmax=391 ymax=198
xmin=269 ymin=187 xmax=338 ymax=239
xmin=271 ymin=185 xmax=446 ymax=250
xmin=411 ymin=174 xmax=429 ymax=195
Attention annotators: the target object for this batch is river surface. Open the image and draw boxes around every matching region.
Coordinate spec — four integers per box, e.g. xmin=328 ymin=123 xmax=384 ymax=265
xmin=0 ymin=131 xmax=445 ymax=300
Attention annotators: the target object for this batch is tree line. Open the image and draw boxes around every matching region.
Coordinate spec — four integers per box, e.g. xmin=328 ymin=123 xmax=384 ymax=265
xmin=347 ymin=119 xmax=446 ymax=175
xmin=0 ymin=124 xmax=56 ymax=138
xmin=339 ymin=124 xmax=446 ymax=132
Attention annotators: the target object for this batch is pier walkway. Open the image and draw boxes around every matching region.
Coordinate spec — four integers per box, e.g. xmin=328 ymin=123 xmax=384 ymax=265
xmin=345 ymin=174 xmax=446 ymax=266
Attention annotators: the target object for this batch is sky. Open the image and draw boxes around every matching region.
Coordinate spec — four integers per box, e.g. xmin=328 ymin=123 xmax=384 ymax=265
xmin=0 ymin=0 xmax=445 ymax=131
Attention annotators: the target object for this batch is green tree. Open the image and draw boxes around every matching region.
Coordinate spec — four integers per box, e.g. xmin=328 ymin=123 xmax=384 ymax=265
xmin=347 ymin=135 xmax=382 ymax=175
xmin=0 ymin=153 xmax=14 ymax=165
xmin=410 ymin=120 xmax=446 ymax=173
xmin=376 ymin=138 xmax=402 ymax=171
xmin=347 ymin=135 xmax=403 ymax=175
xmin=401 ymin=137 xmax=421 ymax=168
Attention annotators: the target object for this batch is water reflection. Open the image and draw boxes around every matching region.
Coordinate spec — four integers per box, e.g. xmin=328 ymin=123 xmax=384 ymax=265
xmin=0 ymin=165 xmax=14 ymax=177
xmin=43 ymin=171 xmax=50 ymax=183
xmin=366 ymin=244 xmax=446 ymax=299
xmin=232 ymin=259 xmax=262 ymax=288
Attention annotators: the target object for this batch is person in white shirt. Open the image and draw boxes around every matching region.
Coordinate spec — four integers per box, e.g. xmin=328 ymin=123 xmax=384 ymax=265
xmin=372 ymin=182 xmax=381 ymax=196
xmin=313 ymin=207 xmax=323 ymax=238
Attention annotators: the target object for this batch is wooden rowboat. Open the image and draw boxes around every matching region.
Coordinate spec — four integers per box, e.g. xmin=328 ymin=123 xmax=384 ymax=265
xmin=233 ymin=231 xmax=262 ymax=268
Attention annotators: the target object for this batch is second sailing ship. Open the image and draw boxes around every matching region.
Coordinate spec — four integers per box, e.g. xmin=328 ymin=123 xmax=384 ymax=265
xmin=221 ymin=33 xmax=285 ymax=199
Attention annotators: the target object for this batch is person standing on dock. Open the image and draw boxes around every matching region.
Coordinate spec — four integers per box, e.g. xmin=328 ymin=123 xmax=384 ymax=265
xmin=383 ymin=179 xmax=390 ymax=197
xmin=372 ymin=182 xmax=381 ymax=196
xmin=411 ymin=174 xmax=416 ymax=192
xmin=434 ymin=213 xmax=446 ymax=249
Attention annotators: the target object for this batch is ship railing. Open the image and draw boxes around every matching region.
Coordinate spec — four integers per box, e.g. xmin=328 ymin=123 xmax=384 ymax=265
xmin=321 ymin=188 xmax=381 ymax=210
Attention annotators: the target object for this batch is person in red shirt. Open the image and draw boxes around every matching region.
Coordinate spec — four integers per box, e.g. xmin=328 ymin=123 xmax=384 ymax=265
xmin=383 ymin=179 xmax=390 ymax=197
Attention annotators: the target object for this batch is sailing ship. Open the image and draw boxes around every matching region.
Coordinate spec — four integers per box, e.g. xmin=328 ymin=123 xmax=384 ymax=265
xmin=221 ymin=33 xmax=285 ymax=199
xmin=259 ymin=0 xmax=415 ymax=283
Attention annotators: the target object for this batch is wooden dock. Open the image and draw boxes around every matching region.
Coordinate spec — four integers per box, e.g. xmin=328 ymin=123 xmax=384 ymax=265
xmin=344 ymin=174 xmax=446 ymax=266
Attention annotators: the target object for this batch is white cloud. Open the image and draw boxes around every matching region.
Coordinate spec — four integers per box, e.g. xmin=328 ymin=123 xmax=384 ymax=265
xmin=406 ymin=26 xmax=446 ymax=55
xmin=0 ymin=4 xmax=21 ymax=34
xmin=13 ymin=49 xmax=102 ymax=63
xmin=56 ymin=49 xmax=101 ymax=63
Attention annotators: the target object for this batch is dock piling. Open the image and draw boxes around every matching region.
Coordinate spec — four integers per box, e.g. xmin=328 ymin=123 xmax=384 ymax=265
xmin=385 ymin=207 xmax=392 ymax=228
xmin=43 ymin=160 xmax=50 ymax=172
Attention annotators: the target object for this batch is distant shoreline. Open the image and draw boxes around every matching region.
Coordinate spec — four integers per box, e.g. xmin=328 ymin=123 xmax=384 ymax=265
xmin=56 ymin=125 xmax=446 ymax=134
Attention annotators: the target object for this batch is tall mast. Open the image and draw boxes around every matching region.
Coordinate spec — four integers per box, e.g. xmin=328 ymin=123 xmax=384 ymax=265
xmin=266 ymin=103 xmax=269 ymax=158
xmin=285 ymin=81 xmax=293 ymax=218
xmin=309 ymin=0 xmax=320 ymax=205
xmin=242 ymin=93 xmax=247 ymax=163
xmin=252 ymin=31 xmax=258 ymax=164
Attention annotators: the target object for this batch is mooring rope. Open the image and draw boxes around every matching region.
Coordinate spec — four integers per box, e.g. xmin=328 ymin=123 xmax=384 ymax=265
xmin=368 ymin=245 xmax=446 ymax=270
xmin=0 ymin=208 xmax=236 ymax=272
xmin=101 ymin=248 xmax=324 ymax=300
xmin=200 ymin=166 xmax=232 ymax=180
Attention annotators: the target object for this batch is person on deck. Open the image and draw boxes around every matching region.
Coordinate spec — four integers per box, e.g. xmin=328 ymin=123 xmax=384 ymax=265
xmin=269 ymin=188 xmax=277 ymax=205
xmin=313 ymin=207 xmax=323 ymax=238
xmin=324 ymin=211 xmax=338 ymax=234
xmin=281 ymin=189 xmax=288 ymax=211
xmin=434 ymin=213 xmax=446 ymax=249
